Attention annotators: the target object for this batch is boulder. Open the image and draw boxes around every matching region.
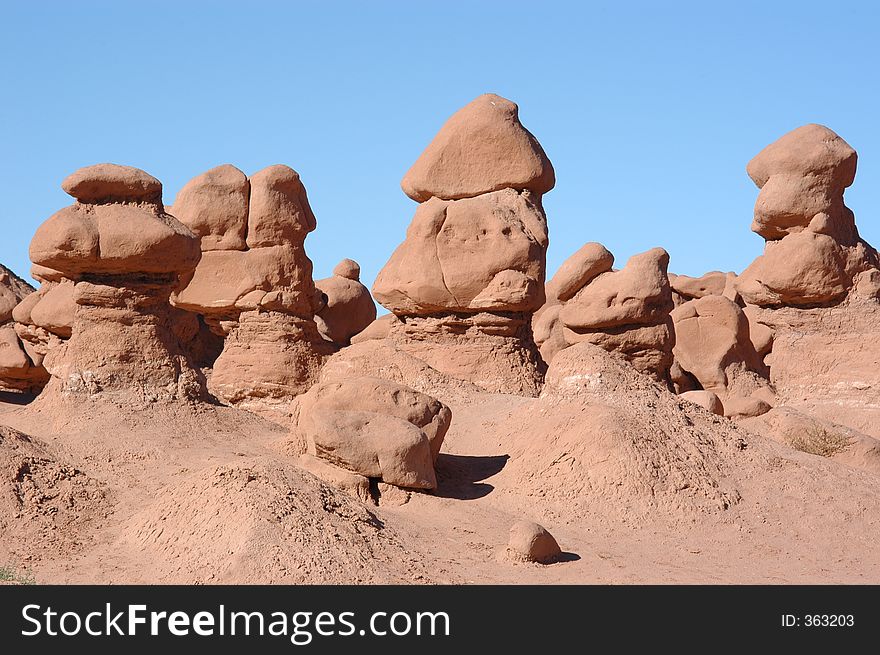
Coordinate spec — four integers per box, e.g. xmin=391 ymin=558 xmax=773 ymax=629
xmin=736 ymin=231 xmax=850 ymax=306
xmin=670 ymin=295 xmax=765 ymax=392
xmin=297 ymin=376 xmax=450 ymax=461
xmin=506 ymin=520 xmax=562 ymax=564
xmin=401 ymin=93 xmax=555 ymax=202
xmin=680 ymin=390 xmax=724 ymax=416
xmin=546 ymin=242 xmax=614 ymax=302
xmin=171 ymin=164 xmax=249 ymax=251
xmin=61 ymin=163 xmax=162 ymax=204
xmin=295 ymin=377 xmax=451 ymax=489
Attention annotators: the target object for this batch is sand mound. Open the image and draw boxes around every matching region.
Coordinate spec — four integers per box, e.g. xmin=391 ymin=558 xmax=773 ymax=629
xmin=487 ymin=344 xmax=751 ymax=521
xmin=0 ymin=425 xmax=109 ymax=559
xmin=120 ymin=458 xmax=428 ymax=584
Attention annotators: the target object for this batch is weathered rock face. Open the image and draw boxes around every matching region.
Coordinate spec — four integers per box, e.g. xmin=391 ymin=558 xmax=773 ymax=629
xmin=169 ymin=164 xmax=249 ymax=251
xmin=315 ymin=259 xmax=377 ymax=346
xmin=0 ymin=264 xmax=48 ymax=393
xmin=669 ymin=271 xmax=729 ymax=304
xmin=536 ymin=247 xmax=675 ymax=381
xmin=748 ymin=302 xmax=880 ymax=440
xmin=27 ymin=164 xmax=205 ymax=402
xmin=373 ymin=94 xmax=552 ymax=395
xmin=735 ymin=124 xmax=879 ymax=307
xmin=670 ymin=295 xmax=772 ymax=418
xmin=172 ymin=164 xmax=334 ymax=405
xmin=293 ymin=377 xmax=451 ymax=490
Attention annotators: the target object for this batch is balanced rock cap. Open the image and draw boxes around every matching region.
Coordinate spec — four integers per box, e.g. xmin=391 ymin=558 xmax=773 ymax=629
xmin=746 ymin=124 xmax=857 ymax=190
xmin=333 ymin=258 xmax=360 ymax=280
xmin=401 ymin=93 xmax=555 ymax=203
xmin=62 ymin=163 xmax=163 ymax=204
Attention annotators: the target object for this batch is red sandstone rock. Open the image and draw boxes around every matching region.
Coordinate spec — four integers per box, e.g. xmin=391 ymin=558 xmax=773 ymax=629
xmin=295 ymin=377 xmax=450 ymax=489
xmin=547 ymin=242 xmax=614 ymax=302
xmin=61 ymin=163 xmax=162 ymax=204
xmin=246 ymin=164 xmax=316 ymax=248
xmin=373 ymin=190 xmax=547 ymax=314
xmin=401 ymin=94 xmax=555 ymax=202
xmin=172 ymin=164 xmax=249 ymax=251
xmin=26 ymin=164 xmax=205 ymax=401
xmin=315 ymin=259 xmax=377 ymax=346
xmin=506 ymin=520 xmax=561 ymax=564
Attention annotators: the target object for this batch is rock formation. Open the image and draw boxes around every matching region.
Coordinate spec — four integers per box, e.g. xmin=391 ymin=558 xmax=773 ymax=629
xmin=669 ymin=295 xmax=772 ymax=418
xmin=373 ymin=94 xmax=554 ymax=395
xmin=0 ymin=264 xmax=48 ymax=392
xmin=314 ymin=259 xmax=377 ymax=346
xmin=293 ymin=376 xmax=451 ymax=490
xmin=735 ymin=124 xmax=880 ymax=306
xmin=172 ymin=164 xmax=335 ymax=405
xmin=504 ymin=520 xmax=562 ymax=564
xmin=27 ymin=164 xmax=205 ymax=402
xmin=534 ymin=245 xmax=675 ymax=381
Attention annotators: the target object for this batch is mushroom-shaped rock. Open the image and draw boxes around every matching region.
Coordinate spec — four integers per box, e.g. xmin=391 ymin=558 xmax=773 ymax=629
xmin=401 ymin=94 xmax=555 ymax=202
xmin=372 ymin=95 xmax=553 ymax=396
xmin=315 ymin=259 xmax=377 ymax=346
xmin=736 ymin=124 xmax=878 ymax=309
xmin=25 ymin=165 xmax=205 ymax=401
xmin=295 ymin=377 xmax=451 ymax=489
xmin=170 ymin=163 xmax=333 ymax=405
xmin=171 ymin=164 xmax=249 ymax=251
xmin=506 ymin=520 xmax=562 ymax=564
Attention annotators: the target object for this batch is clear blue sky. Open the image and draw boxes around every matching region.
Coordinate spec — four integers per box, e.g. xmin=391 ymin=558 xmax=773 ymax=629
xmin=1 ymin=1 xmax=878 ymax=293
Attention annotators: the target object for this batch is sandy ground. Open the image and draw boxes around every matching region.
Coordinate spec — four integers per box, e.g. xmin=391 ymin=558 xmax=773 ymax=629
xmin=2 ymin=379 xmax=879 ymax=585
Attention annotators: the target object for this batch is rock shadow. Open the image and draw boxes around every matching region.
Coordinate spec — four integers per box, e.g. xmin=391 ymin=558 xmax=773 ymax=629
xmin=434 ymin=453 xmax=508 ymax=500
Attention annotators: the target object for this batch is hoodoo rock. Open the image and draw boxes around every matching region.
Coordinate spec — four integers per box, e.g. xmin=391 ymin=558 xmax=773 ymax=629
xmin=0 ymin=264 xmax=48 ymax=393
xmin=373 ymin=94 xmax=553 ymax=395
xmin=735 ymin=124 xmax=879 ymax=307
xmin=172 ymin=164 xmax=335 ymax=405
xmin=27 ymin=164 xmax=205 ymax=401
xmin=293 ymin=377 xmax=451 ymax=489
xmin=536 ymin=247 xmax=675 ymax=380
xmin=315 ymin=259 xmax=377 ymax=346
